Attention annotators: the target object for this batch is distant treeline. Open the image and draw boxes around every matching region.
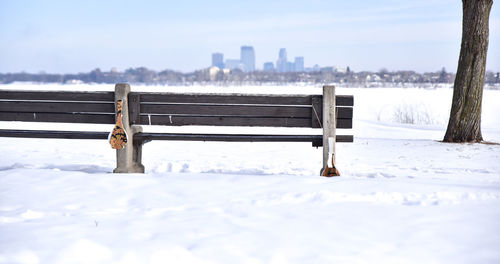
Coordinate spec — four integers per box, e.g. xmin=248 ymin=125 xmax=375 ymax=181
xmin=1 ymin=67 xmax=499 ymax=86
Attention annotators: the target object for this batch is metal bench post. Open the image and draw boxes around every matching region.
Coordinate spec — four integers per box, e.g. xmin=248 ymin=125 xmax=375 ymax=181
xmin=322 ymin=85 xmax=336 ymax=169
xmin=113 ymin=83 xmax=145 ymax=173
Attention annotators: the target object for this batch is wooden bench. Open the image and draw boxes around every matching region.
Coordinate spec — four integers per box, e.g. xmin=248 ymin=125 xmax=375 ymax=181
xmin=0 ymin=84 xmax=353 ymax=174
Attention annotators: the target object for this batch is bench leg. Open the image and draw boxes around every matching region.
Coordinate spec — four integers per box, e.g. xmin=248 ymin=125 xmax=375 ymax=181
xmin=113 ymin=83 xmax=145 ymax=173
xmin=321 ymin=85 xmax=338 ymax=176
xmin=133 ymin=139 xmax=144 ymax=171
xmin=114 ymin=125 xmax=145 ymax=173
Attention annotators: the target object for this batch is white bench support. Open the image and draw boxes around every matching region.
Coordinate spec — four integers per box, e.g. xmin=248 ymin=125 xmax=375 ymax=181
xmin=113 ymin=83 xmax=145 ymax=173
xmin=322 ymin=85 xmax=336 ymax=169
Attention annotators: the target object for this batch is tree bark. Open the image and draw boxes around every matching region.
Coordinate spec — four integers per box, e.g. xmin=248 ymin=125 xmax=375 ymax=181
xmin=444 ymin=0 xmax=493 ymax=143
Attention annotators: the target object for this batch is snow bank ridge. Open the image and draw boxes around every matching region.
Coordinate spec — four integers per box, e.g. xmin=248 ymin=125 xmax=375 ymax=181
xmin=249 ymin=190 xmax=500 ymax=207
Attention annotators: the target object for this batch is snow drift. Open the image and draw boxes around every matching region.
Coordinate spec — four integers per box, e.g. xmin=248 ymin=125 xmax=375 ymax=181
xmin=1 ymin=84 xmax=500 ymax=264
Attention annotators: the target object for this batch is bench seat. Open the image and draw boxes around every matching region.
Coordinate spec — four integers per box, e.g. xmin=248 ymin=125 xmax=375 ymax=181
xmin=0 ymin=129 xmax=353 ymax=147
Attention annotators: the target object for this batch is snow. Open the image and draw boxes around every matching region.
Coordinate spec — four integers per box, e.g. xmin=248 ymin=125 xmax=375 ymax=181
xmin=1 ymin=84 xmax=500 ymax=264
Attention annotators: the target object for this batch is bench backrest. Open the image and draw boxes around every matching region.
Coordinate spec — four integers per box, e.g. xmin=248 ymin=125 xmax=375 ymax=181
xmin=128 ymin=92 xmax=353 ymax=128
xmin=0 ymin=90 xmax=353 ymax=129
xmin=0 ymin=91 xmax=116 ymax=124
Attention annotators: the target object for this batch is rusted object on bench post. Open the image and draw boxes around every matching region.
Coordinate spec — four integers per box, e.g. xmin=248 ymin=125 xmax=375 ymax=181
xmin=322 ymin=85 xmax=339 ymax=176
xmin=113 ymin=83 xmax=145 ymax=173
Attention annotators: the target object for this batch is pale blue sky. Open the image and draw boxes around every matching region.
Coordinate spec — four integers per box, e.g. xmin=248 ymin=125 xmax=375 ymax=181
xmin=1 ymin=0 xmax=499 ymax=73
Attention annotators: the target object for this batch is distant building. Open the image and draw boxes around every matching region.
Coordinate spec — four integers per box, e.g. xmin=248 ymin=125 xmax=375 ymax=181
xmin=294 ymin=57 xmax=304 ymax=72
xmin=212 ymin=53 xmax=224 ymax=69
xmin=225 ymin=59 xmax=244 ymax=71
xmin=209 ymin=66 xmax=220 ymax=81
xmin=320 ymin=67 xmax=334 ymax=73
xmin=276 ymin=48 xmax=288 ymax=73
xmin=240 ymin=46 xmax=255 ymax=72
xmin=263 ymin=62 xmax=274 ymax=72
xmin=335 ymin=67 xmax=347 ymax=73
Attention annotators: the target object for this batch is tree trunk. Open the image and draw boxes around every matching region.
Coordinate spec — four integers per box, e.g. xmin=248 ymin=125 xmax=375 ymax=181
xmin=444 ymin=0 xmax=493 ymax=143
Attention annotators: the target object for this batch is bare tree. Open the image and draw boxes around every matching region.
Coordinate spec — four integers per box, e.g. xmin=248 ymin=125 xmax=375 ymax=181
xmin=444 ymin=0 xmax=493 ymax=143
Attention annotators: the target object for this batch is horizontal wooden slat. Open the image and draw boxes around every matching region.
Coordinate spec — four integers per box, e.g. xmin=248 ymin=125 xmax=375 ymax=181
xmin=0 ymin=90 xmax=115 ymax=102
xmin=0 ymin=112 xmax=115 ymax=124
xmin=0 ymin=101 xmax=115 ymax=114
xmin=134 ymin=133 xmax=353 ymax=145
xmin=0 ymin=91 xmax=353 ymax=106
xmin=139 ymin=115 xmax=312 ymax=127
xmin=136 ymin=92 xmax=313 ymax=105
xmin=140 ymin=104 xmax=352 ymax=118
xmin=0 ymin=130 xmax=353 ymax=145
xmin=138 ymin=115 xmax=352 ymax=128
xmin=136 ymin=92 xmax=354 ymax=107
xmin=135 ymin=133 xmax=320 ymax=143
xmin=140 ymin=104 xmax=311 ymax=118
xmin=0 ymin=129 xmax=109 ymax=139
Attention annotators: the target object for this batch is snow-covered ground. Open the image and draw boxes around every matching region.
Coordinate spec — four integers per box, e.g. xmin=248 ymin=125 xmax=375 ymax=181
xmin=1 ymin=84 xmax=500 ymax=264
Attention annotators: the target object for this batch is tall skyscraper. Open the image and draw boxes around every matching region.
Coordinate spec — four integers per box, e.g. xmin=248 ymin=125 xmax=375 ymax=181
xmin=211 ymin=53 xmax=224 ymax=69
xmin=276 ymin=48 xmax=288 ymax=72
xmin=240 ymin=46 xmax=255 ymax=72
xmin=294 ymin=57 xmax=304 ymax=72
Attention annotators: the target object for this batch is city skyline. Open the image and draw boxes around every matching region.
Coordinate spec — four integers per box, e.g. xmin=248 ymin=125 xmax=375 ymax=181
xmin=212 ymin=46 xmax=308 ymax=73
xmin=0 ymin=1 xmax=499 ymax=74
